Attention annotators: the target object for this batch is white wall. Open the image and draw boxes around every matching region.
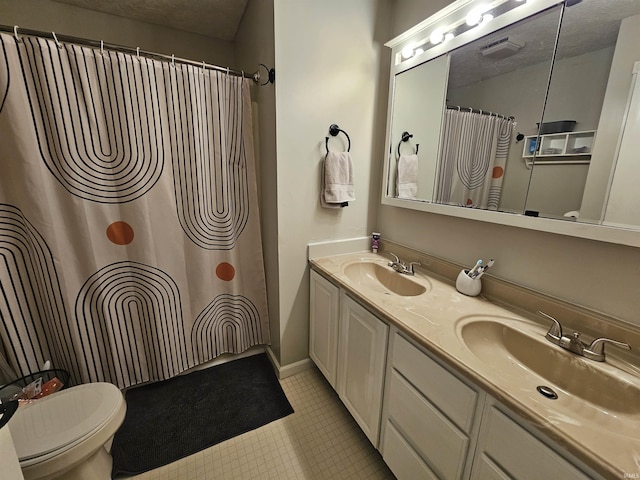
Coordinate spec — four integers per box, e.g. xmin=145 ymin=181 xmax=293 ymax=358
xmin=0 ymin=0 xmax=234 ymax=66
xmin=273 ymin=0 xmax=392 ymax=366
xmin=379 ymin=2 xmax=640 ymax=327
xmin=391 ymin=0 xmax=456 ymax=37
xmin=235 ymin=1 xmax=282 ymax=360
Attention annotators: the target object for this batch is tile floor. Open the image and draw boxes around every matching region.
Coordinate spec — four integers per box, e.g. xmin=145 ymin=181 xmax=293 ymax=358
xmin=130 ymin=366 xmax=395 ymax=480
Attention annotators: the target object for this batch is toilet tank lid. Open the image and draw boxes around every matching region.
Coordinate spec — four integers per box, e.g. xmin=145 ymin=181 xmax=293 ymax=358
xmin=8 ymin=382 xmax=124 ymax=461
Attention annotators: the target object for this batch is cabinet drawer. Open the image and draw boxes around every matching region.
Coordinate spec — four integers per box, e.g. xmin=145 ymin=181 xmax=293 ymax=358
xmin=474 ymin=405 xmax=591 ymax=480
xmin=382 ymin=421 xmax=439 ymax=480
xmin=387 ymin=370 xmax=469 ymax=480
xmin=392 ymin=333 xmax=478 ymax=432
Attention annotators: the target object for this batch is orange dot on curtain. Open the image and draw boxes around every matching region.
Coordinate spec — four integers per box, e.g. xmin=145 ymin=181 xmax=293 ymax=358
xmin=216 ymin=262 xmax=235 ymax=281
xmin=466 ymin=198 xmax=473 ymax=205
xmin=106 ymin=221 xmax=134 ymax=245
xmin=492 ymin=166 xmax=504 ymax=178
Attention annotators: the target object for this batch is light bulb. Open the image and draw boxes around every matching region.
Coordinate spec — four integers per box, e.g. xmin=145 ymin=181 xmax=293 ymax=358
xmin=481 ymin=13 xmax=494 ymax=24
xmin=444 ymin=33 xmax=455 ymax=43
xmin=466 ymin=4 xmax=490 ymax=26
xmin=430 ymin=29 xmax=444 ymax=45
xmin=466 ymin=10 xmax=482 ymax=26
xmin=415 ymin=48 xmax=424 ymax=56
xmin=401 ymin=46 xmax=414 ymax=59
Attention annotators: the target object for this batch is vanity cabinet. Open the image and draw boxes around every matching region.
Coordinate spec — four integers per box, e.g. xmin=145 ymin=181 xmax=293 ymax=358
xmin=471 ymin=400 xmax=594 ymax=480
xmin=309 ymin=269 xmax=604 ymax=479
xmin=309 ymin=271 xmax=388 ymax=447
xmin=337 ymin=294 xmax=389 ymax=447
xmin=380 ymin=331 xmax=484 ymax=480
xmin=309 ymin=270 xmax=340 ymax=388
xmin=380 ymin=329 xmax=601 ymax=480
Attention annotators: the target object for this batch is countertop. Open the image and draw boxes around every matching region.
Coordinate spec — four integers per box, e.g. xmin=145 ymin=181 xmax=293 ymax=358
xmin=310 ymin=251 xmax=640 ymax=480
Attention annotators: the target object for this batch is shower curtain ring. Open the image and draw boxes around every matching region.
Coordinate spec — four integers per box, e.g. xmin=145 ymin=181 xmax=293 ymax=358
xmin=52 ymin=32 xmax=62 ymax=48
xmin=136 ymin=47 xmax=140 ymax=58
xmin=13 ymin=25 xmax=20 ymax=42
xmin=100 ymin=40 xmax=104 ymax=55
xmin=171 ymin=54 xmax=175 ymax=67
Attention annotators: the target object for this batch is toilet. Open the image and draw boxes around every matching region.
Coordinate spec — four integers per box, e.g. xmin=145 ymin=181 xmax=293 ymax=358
xmin=9 ymin=382 xmax=126 ymax=480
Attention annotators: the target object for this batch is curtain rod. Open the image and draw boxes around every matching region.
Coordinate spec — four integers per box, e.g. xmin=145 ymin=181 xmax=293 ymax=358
xmin=447 ymin=105 xmax=515 ymax=121
xmin=1 ymin=25 xmax=262 ymax=82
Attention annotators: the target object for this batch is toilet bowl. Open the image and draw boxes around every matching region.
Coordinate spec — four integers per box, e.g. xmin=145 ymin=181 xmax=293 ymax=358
xmin=9 ymin=382 xmax=126 ymax=480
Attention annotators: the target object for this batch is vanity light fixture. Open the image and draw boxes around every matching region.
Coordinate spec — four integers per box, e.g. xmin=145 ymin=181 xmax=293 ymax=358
xmin=392 ymin=0 xmax=531 ymax=66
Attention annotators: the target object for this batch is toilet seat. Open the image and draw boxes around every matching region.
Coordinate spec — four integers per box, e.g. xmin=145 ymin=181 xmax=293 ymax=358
xmin=9 ymin=383 xmax=124 ymax=466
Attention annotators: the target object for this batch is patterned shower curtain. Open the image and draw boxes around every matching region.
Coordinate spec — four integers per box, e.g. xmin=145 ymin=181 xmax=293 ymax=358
xmin=436 ymin=109 xmax=513 ymax=210
xmin=0 ymin=33 xmax=270 ymax=389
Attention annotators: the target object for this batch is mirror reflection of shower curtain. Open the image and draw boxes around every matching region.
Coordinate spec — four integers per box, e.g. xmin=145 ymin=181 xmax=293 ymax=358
xmin=0 ymin=33 xmax=270 ymax=389
xmin=436 ymin=109 xmax=513 ymax=210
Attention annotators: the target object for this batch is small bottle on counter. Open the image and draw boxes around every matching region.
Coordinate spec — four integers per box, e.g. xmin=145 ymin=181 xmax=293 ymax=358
xmin=371 ymin=232 xmax=381 ymax=253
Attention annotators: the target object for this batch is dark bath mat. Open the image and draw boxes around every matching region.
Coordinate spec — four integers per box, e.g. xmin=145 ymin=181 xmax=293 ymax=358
xmin=111 ymin=353 xmax=293 ymax=477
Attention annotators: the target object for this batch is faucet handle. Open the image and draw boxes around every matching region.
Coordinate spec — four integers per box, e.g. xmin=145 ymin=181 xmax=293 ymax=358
xmin=584 ymin=337 xmax=631 ymax=362
xmin=408 ymin=261 xmax=420 ymax=274
xmin=388 ymin=252 xmax=400 ymax=265
xmin=538 ymin=311 xmax=563 ymax=343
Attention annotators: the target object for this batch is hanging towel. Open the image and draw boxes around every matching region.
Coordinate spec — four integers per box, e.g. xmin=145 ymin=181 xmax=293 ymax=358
xmin=397 ymin=154 xmax=418 ymax=199
xmin=321 ymin=151 xmax=355 ymax=208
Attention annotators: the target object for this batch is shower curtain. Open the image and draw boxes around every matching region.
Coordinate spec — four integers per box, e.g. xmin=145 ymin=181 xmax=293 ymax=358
xmin=436 ymin=109 xmax=513 ymax=210
xmin=0 ymin=33 xmax=270 ymax=389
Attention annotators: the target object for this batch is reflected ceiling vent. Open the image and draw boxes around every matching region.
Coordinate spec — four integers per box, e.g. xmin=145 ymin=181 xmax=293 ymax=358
xmin=479 ymin=36 xmax=525 ymax=59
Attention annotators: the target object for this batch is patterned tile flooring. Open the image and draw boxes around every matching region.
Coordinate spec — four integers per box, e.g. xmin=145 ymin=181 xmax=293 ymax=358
xmin=130 ymin=366 xmax=395 ymax=479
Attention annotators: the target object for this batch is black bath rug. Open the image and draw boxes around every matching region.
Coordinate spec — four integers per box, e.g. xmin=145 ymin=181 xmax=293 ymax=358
xmin=111 ymin=353 xmax=294 ymax=477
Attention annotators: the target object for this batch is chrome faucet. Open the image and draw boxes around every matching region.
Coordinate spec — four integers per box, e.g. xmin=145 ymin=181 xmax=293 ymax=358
xmin=539 ymin=311 xmax=631 ymax=362
xmin=387 ymin=253 xmax=420 ymax=276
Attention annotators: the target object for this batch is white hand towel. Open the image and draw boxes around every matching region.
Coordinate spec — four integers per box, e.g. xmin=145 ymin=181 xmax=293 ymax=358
xmin=321 ymin=151 xmax=355 ymax=208
xmin=397 ymin=154 xmax=418 ymax=199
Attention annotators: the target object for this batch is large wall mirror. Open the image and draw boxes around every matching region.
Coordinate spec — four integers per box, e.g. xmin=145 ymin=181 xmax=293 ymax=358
xmin=383 ymin=0 xmax=640 ymax=247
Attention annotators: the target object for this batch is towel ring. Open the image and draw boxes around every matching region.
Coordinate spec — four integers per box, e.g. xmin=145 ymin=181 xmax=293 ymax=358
xmin=397 ymin=131 xmax=419 ymax=157
xmin=325 ymin=123 xmax=351 ymax=153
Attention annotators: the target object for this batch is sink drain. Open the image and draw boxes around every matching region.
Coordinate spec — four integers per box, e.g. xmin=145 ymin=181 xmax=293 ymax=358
xmin=536 ymin=385 xmax=558 ymax=400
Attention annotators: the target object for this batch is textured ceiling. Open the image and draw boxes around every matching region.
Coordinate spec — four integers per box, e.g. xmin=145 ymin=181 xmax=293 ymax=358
xmin=448 ymin=0 xmax=640 ymax=89
xmin=52 ymin=0 xmax=249 ymax=41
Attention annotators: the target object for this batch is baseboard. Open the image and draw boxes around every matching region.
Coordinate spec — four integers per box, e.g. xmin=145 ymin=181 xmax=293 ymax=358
xmin=266 ymin=347 xmax=313 ymax=379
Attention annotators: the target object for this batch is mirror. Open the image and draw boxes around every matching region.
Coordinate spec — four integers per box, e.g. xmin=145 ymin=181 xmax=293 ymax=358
xmin=442 ymin=6 xmax=561 ymax=213
xmin=530 ymin=0 xmax=640 ymax=225
xmin=383 ymin=0 xmax=640 ymax=246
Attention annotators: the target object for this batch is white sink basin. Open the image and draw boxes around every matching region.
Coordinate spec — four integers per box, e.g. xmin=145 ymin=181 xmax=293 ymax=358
xmin=343 ymin=261 xmax=428 ymax=297
xmin=457 ymin=316 xmax=640 ymax=414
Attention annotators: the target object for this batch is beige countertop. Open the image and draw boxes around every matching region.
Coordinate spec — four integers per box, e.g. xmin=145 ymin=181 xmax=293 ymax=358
xmin=310 ymin=251 xmax=640 ymax=480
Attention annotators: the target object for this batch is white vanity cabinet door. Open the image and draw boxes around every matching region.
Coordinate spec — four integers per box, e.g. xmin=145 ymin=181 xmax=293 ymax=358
xmin=471 ymin=401 xmax=597 ymax=480
xmin=381 ymin=331 xmax=483 ymax=480
xmin=309 ymin=270 xmax=340 ymax=388
xmin=337 ymin=294 xmax=389 ymax=447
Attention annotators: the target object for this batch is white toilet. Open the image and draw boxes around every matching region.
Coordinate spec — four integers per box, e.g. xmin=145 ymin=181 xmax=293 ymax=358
xmin=9 ymin=382 xmax=126 ymax=480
